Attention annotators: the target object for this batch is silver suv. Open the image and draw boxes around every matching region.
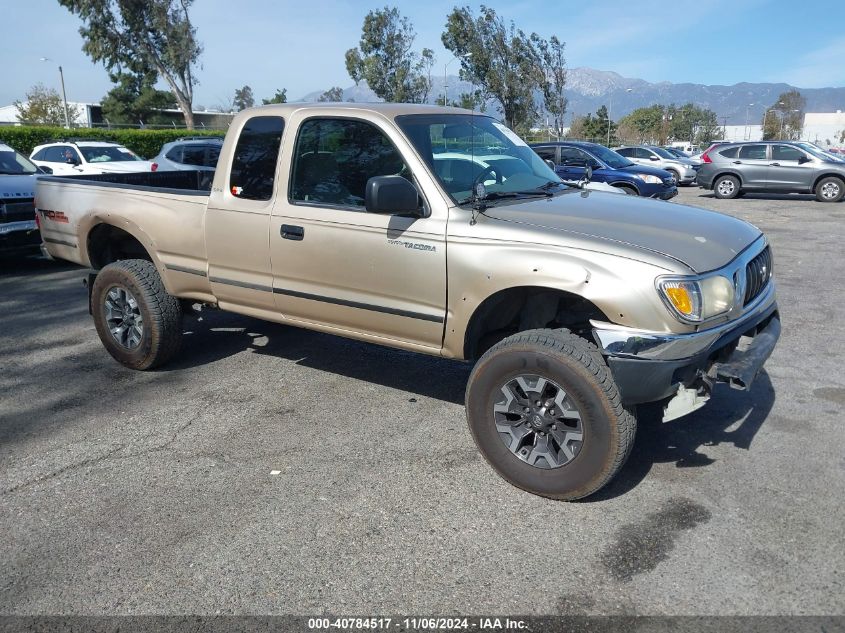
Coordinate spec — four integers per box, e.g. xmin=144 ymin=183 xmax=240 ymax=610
xmin=614 ymin=145 xmax=699 ymax=185
xmin=151 ymin=137 xmax=223 ymax=172
xmin=696 ymin=141 xmax=845 ymax=202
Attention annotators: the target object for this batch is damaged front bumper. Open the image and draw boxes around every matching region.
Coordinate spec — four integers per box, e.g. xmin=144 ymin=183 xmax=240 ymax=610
xmin=591 ymin=282 xmax=780 ymax=420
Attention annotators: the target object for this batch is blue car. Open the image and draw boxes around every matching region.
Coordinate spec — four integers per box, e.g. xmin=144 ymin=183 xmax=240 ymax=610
xmin=531 ymin=141 xmax=678 ymax=199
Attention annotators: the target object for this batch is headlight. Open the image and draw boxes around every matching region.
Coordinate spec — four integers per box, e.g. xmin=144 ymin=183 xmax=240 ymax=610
xmin=634 ymin=173 xmax=662 ymax=184
xmin=657 ymin=275 xmax=735 ymax=322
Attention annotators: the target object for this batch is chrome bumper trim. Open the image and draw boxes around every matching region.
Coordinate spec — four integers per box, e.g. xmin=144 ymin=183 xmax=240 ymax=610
xmin=591 ymin=281 xmax=777 ymax=361
xmin=0 ymin=220 xmax=37 ymax=235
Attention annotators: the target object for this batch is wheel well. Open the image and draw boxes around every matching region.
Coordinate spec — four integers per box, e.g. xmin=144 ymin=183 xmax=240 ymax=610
xmin=463 ymin=287 xmax=609 ymax=360
xmin=813 ymin=173 xmax=845 ymax=190
xmin=87 ymin=224 xmax=152 ymax=270
xmin=711 ymin=171 xmax=742 ymax=188
xmin=610 ymin=181 xmax=639 ymax=194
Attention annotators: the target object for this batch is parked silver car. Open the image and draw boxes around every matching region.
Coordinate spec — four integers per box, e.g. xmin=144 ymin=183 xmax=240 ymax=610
xmin=696 ymin=141 xmax=845 ymax=202
xmin=614 ymin=145 xmax=699 ymax=185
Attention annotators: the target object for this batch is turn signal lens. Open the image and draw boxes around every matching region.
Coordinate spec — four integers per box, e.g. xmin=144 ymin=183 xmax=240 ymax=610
xmin=657 ymin=279 xmax=703 ymax=322
xmin=666 ymin=286 xmax=694 ymax=315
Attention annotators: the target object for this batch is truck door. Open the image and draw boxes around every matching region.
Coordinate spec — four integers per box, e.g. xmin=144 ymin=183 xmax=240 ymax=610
xmin=269 ymin=115 xmax=447 ymax=350
xmin=205 ymin=115 xmax=285 ymax=315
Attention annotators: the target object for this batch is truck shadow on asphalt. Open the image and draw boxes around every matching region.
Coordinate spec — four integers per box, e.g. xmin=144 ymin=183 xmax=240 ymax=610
xmin=175 ymin=310 xmax=776 ymax=500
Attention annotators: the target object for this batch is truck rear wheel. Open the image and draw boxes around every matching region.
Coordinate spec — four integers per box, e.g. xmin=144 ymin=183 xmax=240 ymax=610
xmin=91 ymin=259 xmax=183 ymax=370
xmin=465 ymin=329 xmax=636 ymax=500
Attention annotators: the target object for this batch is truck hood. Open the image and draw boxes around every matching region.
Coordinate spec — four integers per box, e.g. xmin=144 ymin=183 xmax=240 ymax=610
xmin=0 ymin=174 xmax=37 ymax=199
xmin=482 ymin=190 xmax=762 ymax=273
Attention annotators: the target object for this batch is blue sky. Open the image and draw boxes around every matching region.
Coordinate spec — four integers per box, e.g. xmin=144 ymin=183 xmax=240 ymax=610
xmin=4 ymin=0 xmax=845 ymax=108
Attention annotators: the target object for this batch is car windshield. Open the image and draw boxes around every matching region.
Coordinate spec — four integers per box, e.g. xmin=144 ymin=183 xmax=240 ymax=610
xmin=0 ymin=148 xmax=39 ymax=175
xmin=396 ymin=113 xmax=564 ymax=203
xmin=79 ymin=145 xmax=143 ymax=163
xmin=797 ymin=142 xmax=845 ymax=162
xmin=651 ymin=147 xmax=676 ymax=159
xmin=585 ymin=144 xmax=634 ymax=169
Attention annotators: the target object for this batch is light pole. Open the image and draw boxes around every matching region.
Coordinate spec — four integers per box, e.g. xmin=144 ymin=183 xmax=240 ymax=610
xmin=444 ymin=53 xmax=471 ymax=107
xmin=40 ymin=57 xmax=71 ymax=128
xmin=744 ymin=103 xmax=754 ymax=140
xmin=606 ymin=87 xmax=632 ymax=146
xmin=780 ymin=109 xmax=800 ymax=140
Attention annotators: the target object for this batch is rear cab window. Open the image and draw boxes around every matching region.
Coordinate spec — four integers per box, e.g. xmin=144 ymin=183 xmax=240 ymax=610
xmin=229 ymin=116 xmax=285 ymax=200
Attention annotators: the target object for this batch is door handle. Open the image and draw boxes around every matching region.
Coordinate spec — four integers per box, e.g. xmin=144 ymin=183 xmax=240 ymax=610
xmin=769 ymin=162 xmax=781 ymax=166
xmin=281 ymin=224 xmax=304 ymax=241
xmin=732 ymin=161 xmax=743 ymax=164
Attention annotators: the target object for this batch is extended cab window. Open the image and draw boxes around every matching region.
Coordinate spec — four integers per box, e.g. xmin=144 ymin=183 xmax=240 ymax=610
xmin=230 ymin=116 xmax=285 ymax=200
xmin=290 ymin=118 xmax=409 ymax=208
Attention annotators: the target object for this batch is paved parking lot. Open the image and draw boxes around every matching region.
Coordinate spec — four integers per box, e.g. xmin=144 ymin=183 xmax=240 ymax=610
xmin=1 ymin=188 xmax=843 ymax=615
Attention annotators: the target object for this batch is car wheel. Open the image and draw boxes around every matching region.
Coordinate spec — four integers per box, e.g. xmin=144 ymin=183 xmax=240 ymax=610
xmin=91 ymin=259 xmax=183 ymax=370
xmin=465 ymin=329 xmax=636 ymax=500
xmin=815 ymin=176 xmax=844 ymax=203
xmin=667 ymin=169 xmax=681 ymax=185
xmin=616 ymin=184 xmax=638 ymax=195
xmin=713 ymin=175 xmax=741 ymax=199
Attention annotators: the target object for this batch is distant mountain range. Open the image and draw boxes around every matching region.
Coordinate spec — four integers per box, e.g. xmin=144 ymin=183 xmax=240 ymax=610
xmin=300 ymin=67 xmax=845 ymax=124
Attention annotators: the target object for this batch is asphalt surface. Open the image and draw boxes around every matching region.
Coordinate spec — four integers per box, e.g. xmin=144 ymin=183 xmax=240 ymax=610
xmin=1 ymin=187 xmax=843 ymax=616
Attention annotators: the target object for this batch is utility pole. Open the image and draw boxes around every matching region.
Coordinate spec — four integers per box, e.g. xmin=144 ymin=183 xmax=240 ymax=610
xmin=721 ymin=116 xmax=729 ymax=140
xmin=40 ymin=57 xmax=71 ymax=128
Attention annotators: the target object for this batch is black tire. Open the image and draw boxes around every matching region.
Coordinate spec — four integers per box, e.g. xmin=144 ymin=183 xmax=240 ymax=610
xmin=465 ymin=329 xmax=636 ymax=500
xmin=713 ymin=174 xmax=741 ymax=199
xmin=91 ymin=259 xmax=182 ymax=370
xmin=667 ymin=169 xmax=681 ymax=185
xmin=616 ymin=184 xmax=639 ymax=195
xmin=815 ymin=176 xmax=844 ymax=203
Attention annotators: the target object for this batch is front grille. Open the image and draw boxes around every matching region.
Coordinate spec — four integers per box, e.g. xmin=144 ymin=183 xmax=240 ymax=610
xmin=0 ymin=199 xmax=35 ymax=224
xmin=744 ymin=246 xmax=772 ymax=306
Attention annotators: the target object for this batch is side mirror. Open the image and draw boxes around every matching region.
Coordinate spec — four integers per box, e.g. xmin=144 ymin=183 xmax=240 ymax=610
xmin=365 ymin=175 xmax=422 ymax=216
xmin=798 ymin=155 xmax=812 ymax=164
xmin=649 ymin=155 xmax=659 ymax=161
xmin=584 ymin=165 xmax=593 ymax=181
xmin=38 ymin=165 xmax=53 ymax=174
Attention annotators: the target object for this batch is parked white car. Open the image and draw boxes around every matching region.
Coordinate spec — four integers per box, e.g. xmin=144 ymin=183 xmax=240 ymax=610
xmin=30 ymin=140 xmax=153 ymax=176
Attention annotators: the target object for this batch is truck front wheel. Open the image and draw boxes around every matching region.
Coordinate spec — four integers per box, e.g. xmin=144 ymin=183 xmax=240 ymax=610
xmin=91 ymin=259 xmax=183 ymax=370
xmin=465 ymin=329 xmax=636 ymax=500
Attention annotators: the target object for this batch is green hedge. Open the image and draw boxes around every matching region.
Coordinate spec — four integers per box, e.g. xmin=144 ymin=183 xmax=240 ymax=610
xmin=0 ymin=126 xmax=225 ymax=159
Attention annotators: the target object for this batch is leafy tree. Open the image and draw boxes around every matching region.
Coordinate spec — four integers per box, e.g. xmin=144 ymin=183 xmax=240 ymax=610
xmin=442 ymin=6 xmax=546 ymax=131
xmin=233 ymin=85 xmax=254 ymax=111
xmin=14 ymin=84 xmax=78 ymax=126
xmin=59 ymin=0 xmax=202 ymax=128
xmin=100 ymin=69 xmax=177 ymax=125
xmin=317 ymin=86 xmax=344 ymax=102
xmin=535 ymin=35 xmax=567 ymax=138
xmin=762 ymin=90 xmax=806 ymax=140
xmin=262 ymin=88 xmax=287 ymax=105
xmin=617 ymin=105 xmax=664 ymax=143
xmin=568 ymin=107 xmax=615 ymax=143
xmin=345 ymin=7 xmax=435 ymax=103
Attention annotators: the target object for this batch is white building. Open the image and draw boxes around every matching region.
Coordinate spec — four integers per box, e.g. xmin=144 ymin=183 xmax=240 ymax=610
xmin=801 ymin=111 xmax=845 ymax=148
xmin=0 ymin=101 xmax=95 ymax=126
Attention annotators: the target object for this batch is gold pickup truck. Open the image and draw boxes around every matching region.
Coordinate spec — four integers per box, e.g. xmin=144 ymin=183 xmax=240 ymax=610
xmin=36 ymin=103 xmax=780 ymax=500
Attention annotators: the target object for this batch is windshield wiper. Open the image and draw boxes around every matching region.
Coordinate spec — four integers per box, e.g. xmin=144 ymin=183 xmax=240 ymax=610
xmin=457 ymin=186 xmax=559 ymax=207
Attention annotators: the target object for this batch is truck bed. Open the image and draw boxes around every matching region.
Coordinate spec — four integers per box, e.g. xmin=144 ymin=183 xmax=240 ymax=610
xmin=38 ymin=169 xmax=214 ymax=195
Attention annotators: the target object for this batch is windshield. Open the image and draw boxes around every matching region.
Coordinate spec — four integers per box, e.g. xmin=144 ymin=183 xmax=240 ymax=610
xmin=396 ymin=114 xmax=563 ymax=203
xmin=0 ymin=148 xmax=39 ymax=175
xmin=585 ymin=144 xmax=634 ymax=169
xmin=797 ymin=142 xmax=845 ymax=162
xmin=79 ymin=145 xmax=143 ymax=163
xmin=651 ymin=147 xmax=676 ymax=159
